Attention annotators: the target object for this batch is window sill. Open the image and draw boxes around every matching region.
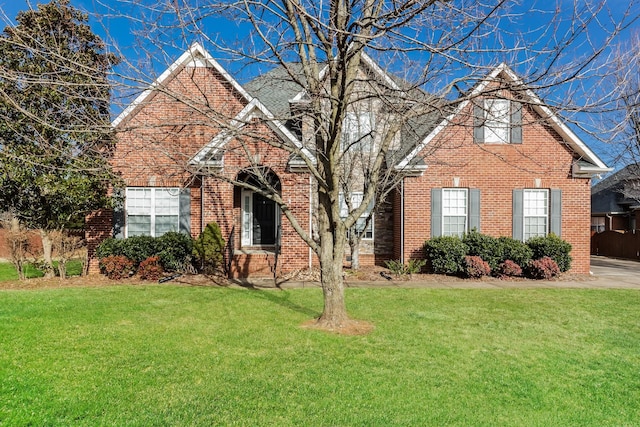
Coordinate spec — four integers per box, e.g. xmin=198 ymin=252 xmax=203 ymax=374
xmin=235 ymin=246 xmax=278 ymax=255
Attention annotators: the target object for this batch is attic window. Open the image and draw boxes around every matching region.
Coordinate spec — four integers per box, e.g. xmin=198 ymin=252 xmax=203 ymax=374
xmin=474 ymin=99 xmax=522 ymax=144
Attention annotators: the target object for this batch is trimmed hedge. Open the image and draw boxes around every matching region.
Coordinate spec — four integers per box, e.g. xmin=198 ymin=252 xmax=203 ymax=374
xmin=423 ymin=236 xmax=468 ymax=275
xmin=527 ymin=234 xmax=572 ymax=272
xmin=424 ymin=231 xmax=573 ymax=278
xmin=96 ymin=232 xmax=193 ymax=273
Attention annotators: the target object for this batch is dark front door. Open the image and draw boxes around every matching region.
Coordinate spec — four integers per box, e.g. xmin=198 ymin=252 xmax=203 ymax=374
xmin=252 ymin=192 xmax=276 ymax=245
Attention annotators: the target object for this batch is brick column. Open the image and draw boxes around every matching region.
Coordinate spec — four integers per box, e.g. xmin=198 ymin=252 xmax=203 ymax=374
xmin=85 ymin=209 xmax=113 ymax=275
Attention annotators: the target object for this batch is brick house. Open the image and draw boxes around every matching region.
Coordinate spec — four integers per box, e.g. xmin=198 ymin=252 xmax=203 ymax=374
xmin=86 ymin=43 xmax=609 ymax=276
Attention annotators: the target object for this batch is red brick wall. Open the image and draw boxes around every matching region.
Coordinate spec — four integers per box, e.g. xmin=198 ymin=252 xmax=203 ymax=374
xmin=400 ymin=96 xmax=592 ymax=274
xmin=87 ymin=63 xmax=314 ymax=277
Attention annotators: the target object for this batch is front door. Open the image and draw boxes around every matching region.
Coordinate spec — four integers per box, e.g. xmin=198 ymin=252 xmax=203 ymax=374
xmin=253 ymin=192 xmax=276 ymax=245
xmin=241 ymin=189 xmax=278 ymax=246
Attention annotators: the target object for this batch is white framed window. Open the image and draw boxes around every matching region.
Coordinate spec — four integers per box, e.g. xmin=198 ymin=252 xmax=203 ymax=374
xmin=523 ymin=189 xmax=548 ymax=240
xmin=484 ymin=99 xmax=510 ymax=143
xmin=442 ymin=188 xmax=468 ymax=237
xmin=342 ymin=112 xmax=373 ymax=152
xmin=339 ymin=192 xmax=374 ymax=240
xmin=591 ymin=216 xmax=605 ymax=233
xmin=475 ymin=99 xmax=522 ymax=144
xmin=126 ymin=187 xmax=180 ymax=237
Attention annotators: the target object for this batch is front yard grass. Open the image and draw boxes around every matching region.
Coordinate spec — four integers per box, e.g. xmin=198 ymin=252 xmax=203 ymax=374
xmin=1 ymin=285 xmax=639 ymax=425
xmin=0 ymin=259 xmax=83 ymax=281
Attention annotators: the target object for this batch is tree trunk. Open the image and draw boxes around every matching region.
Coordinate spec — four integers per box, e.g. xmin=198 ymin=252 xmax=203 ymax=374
xmin=315 ymin=204 xmax=349 ymax=328
xmin=350 ymin=237 xmax=360 ymax=271
xmin=40 ymin=230 xmax=55 ymax=278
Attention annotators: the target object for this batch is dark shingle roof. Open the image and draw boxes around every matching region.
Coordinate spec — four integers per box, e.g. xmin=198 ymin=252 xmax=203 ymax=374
xmin=591 ymin=163 xmax=640 ymax=213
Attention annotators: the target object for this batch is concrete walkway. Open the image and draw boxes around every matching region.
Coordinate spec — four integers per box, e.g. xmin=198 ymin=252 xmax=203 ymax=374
xmin=245 ymin=256 xmax=640 ymax=290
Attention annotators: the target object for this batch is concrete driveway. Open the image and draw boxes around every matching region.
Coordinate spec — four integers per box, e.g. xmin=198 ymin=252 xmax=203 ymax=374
xmin=589 ymin=256 xmax=640 ymax=288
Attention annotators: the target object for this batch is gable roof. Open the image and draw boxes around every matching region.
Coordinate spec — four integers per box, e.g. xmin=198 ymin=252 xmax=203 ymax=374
xmin=112 ymin=42 xmax=253 ymax=128
xmin=395 ymin=63 xmax=611 ymax=177
xmin=112 ymin=42 xmax=311 ymax=165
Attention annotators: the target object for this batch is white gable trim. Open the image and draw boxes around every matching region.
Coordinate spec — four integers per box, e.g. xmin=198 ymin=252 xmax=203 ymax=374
xmin=396 ymin=63 xmax=609 ymax=173
xmin=190 ymin=98 xmax=315 ymax=165
xmin=290 ymin=51 xmax=402 ymax=103
xmin=112 ymin=42 xmax=253 ymax=127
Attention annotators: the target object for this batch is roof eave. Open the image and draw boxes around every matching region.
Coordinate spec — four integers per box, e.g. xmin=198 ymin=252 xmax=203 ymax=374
xmin=573 ymin=162 xmax=613 ymax=178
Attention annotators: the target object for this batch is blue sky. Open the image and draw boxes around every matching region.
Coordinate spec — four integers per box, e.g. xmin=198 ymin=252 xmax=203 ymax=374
xmin=1 ymin=0 xmax=638 ymax=168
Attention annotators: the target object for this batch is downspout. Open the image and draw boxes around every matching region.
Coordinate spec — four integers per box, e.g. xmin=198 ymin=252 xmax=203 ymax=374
xmin=400 ymin=180 xmax=405 ymax=264
xmin=201 ymin=176 xmax=205 ymax=234
xmin=309 ymin=174 xmax=313 ymax=270
xmin=606 ymin=213 xmax=612 ymax=232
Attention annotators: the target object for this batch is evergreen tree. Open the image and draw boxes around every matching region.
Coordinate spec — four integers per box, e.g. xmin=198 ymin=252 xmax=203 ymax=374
xmin=0 ymin=0 xmax=120 ymax=277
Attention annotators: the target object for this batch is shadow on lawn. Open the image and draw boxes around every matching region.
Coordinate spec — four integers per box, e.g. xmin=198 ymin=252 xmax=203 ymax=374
xmin=236 ymin=284 xmax=320 ymax=318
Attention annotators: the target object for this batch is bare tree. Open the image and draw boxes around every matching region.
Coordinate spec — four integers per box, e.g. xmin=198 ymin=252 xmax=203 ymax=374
xmin=92 ymin=0 xmax=638 ymax=330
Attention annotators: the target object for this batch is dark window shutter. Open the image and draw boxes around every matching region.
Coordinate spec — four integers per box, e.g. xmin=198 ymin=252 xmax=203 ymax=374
xmin=431 ymin=188 xmax=442 ymax=238
xmin=473 ymin=102 xmax=484 ymax=143
xmin=113 ymin=188 xmax=125 ymax=239
xmin=513 ymin=189 xmax=523 ymax=241
xmin=510 ymin=101 xmax=522 ymax=144
xmin=469 ymin=189 xmax=481 ymax=232
xmin=550 ymin=189 xmax=562 ymax=236
xmin=179 ymin=188 xmax=191 ymax=235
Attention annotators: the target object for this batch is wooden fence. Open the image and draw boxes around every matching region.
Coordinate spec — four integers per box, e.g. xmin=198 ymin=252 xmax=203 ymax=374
xmin=591 ymin=230 xmax=640 ymax=260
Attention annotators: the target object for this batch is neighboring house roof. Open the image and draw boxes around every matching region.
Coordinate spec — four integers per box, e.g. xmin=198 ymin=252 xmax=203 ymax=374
xmin=395 ymin=63 xmax=611 ymax=177
xmin=591 ymin=163 xmax=640 ymax=214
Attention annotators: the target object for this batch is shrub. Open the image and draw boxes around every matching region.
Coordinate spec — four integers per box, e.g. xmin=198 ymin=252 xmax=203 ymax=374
xmin=527 ymin=234 xmax=572 ymax=272
xmin=463 ymin=230 xmax=501 ymax=271
xmin=424 ymin=236 xmax=468 ymax=275
xmin=156 ymin=232 xmax=194 ymax=272
xmin=385 ymin=259 xmax=426 ymax=277
xmin=193 ymin=222 xmax=225 ymax=274
xmin=96 ymin=233 xmax=193 ymax=272
xmin=497 ymin=260 xmax=523 ymax=278
xmin=95 ymin=237 xmax=123 ymax=259
xmin=119 ymin=235 xmax=161 ymax=265
xmin=463 ymin=255 xmax=491 ymax=278
xmin=99 ymin=255 xmax=134 ymax=280
xmin=527 ymin=256 xmax=560 ymax=280
xmin=496 ymin=236 xmax=533 ymax=267
xmin=138 ymin=256 xmax=164 ymax=281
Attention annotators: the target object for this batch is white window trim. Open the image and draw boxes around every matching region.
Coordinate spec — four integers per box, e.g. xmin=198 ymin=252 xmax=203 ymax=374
xmin=342 ymin=112 xmax=374 ymax=152
xmin=442 ymin=188 xmax=468 ymax=237
xmin=523 ymin=189 xmax=549 ymax=240
xmin=484 ymin=99 xmax=511 ymax=144
xmin=339 ymin=191 xmax=374 ymax=240
xmin=240 ymin=189 xmax=280 ymax=247
xmin=125 ymin=187 xmax=180 ymax=238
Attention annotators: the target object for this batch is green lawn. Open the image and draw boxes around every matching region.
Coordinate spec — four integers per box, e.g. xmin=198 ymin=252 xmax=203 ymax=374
xmin=0 ymin=259 xmax=83 ymax=281
xmin=1 ymin=285 xmax=639 ymax=426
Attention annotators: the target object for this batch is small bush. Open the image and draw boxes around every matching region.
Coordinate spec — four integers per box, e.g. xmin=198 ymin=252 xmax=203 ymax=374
xmin=464 ymin=256 xmax=491 ymax=278
xmin=527 ymin=234 xmax=572 ymax=272
xmin=156 ymin=232 xmax=194 ymax=272
xmin=497 ymin=260 xmax=523 ymax=278
xmin=496 ymin=236 xmax=533 ymax=267
xmin=95 ymin=237 xmax=123 ymax=259
xmin=527 ymin=256 xmax=560 ymax=280
xmin=119 ymin=235 xmax=161 ymax=265
xmin=463 ymin=230 xmax=501 ymax=271
xmin=193 ymin=222 xmax=225 ymax=274
xmin=385 ymin=259 xmax=426 ymax=277
xmin=138 ymin=256 xmax=164 ymax=281
xmin=99 ymin=255 xmax=134 ymax=280
xmin=424 ymin=236 xmax=468 ymax=275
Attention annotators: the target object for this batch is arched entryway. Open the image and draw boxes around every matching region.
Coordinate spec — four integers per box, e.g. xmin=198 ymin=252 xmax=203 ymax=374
xmin=236 ymin=168 xmax=282 ymax=248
